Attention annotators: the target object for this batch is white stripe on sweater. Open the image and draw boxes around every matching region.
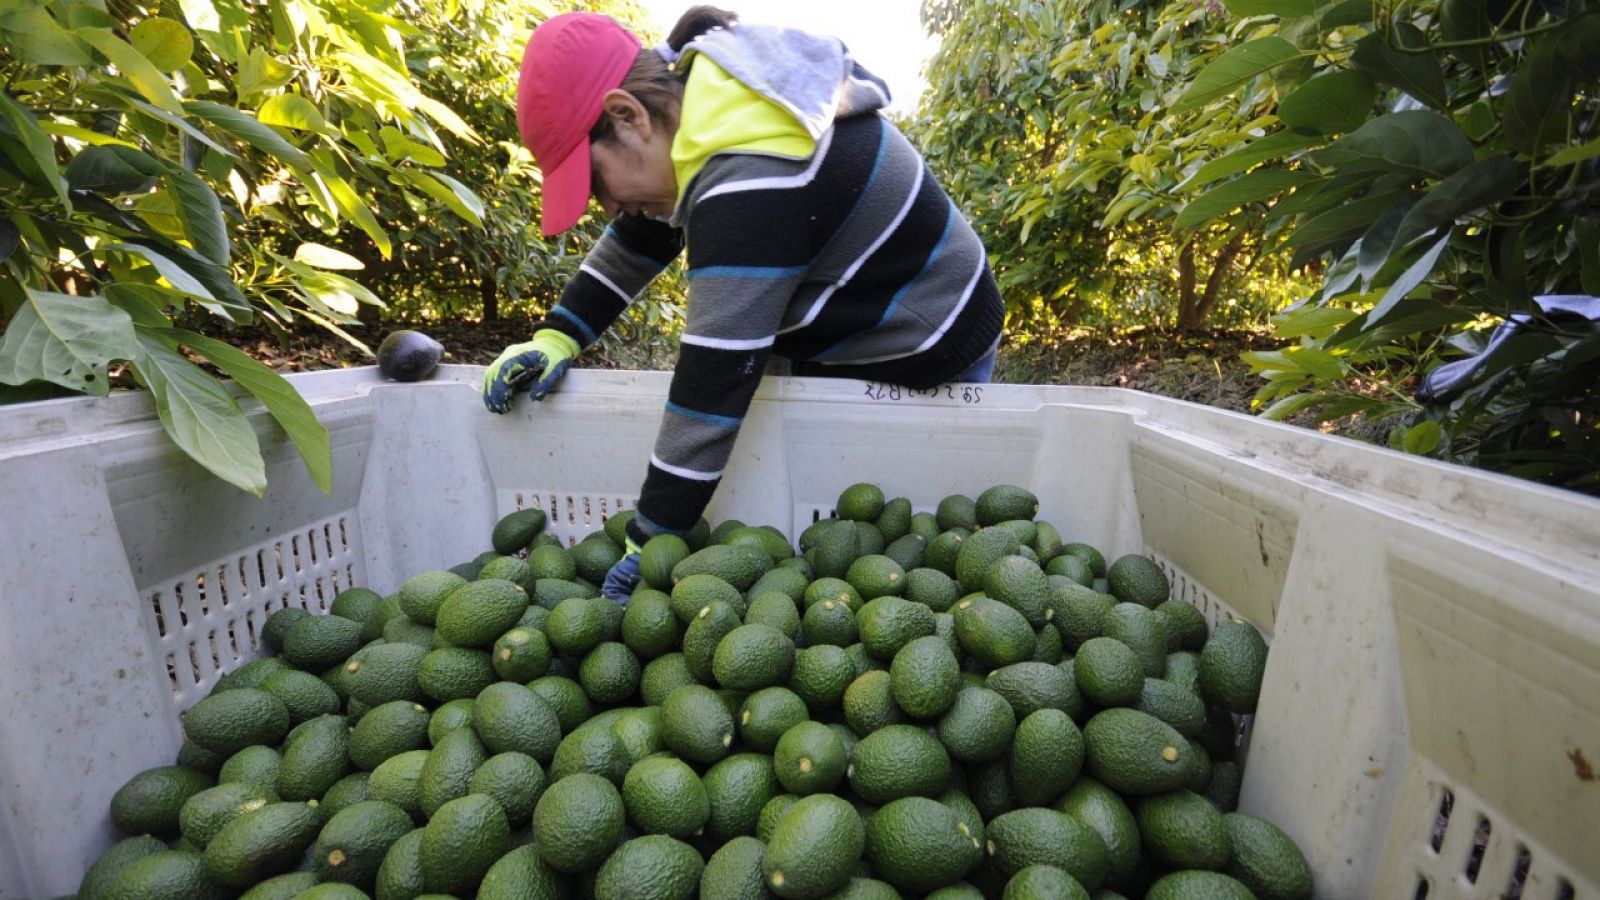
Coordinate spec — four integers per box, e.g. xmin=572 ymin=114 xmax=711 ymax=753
xmin=651 ymin=454 xmax=723 ymax=481
xmin=818 ymin=252 xmax=986 ymax=365
xmin=579 ymin=263 xmax=633 ymax=303
xmin=697 ymin=128 xmax=835 ymax=201
xmin=780 ymin=158 xmax=922 ymax=335
xmin=682 ymin=333 xmax=776 ymax=351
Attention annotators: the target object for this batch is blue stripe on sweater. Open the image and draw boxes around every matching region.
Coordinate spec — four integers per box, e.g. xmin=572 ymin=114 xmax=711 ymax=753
xmin=665 ymin=401 xmax=743 ymax=429
xmin=688 ymin=263 xmax=810 ymax=281
xmin=811 ymin=199 xmax=958 ymax=362
xmin=550 ymin=305 xmax=597 ymax=345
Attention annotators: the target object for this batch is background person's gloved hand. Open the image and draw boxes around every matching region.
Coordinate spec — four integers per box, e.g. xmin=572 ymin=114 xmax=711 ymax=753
xmin=601 ymin=538 xmax=643 ymax=603
xmin=482 ymin=329 xmax=580 ymax=413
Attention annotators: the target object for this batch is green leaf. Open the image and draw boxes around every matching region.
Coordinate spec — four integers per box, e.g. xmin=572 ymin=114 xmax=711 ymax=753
xmin=1278 ymin=71 xmax=1377 ymax=136
xmin=76 ymin=28 xmax=185 ymax=114
xmin=1271 ymin=304 xmax=1357 ymax=339
xmin=104 ymin=283 xmax=177 ymax=328
xmin=1348 ymin=29 xmax=1449 ymax=110
xmin=132 ymin=330 xmax=266 ymax=496
xmin=1440 ymin=0 xmax=1489 ymax=43
xmin=258 ymin=94 xmax=331 ymax=134
xmin=1187 ymin=130 xmax=1320 ymax=187
xmin=184 ymin=100 xmax=312 ymax=170
xmin=1260 ymin=392 xmax=1324 ymax=420
xmin=167 ymin=329 xmax=332 ymax=494
xmin=1288 ymin=190 xmax=1414 ymax=264
xmin=0 ymin=92 xmax=69 ymax=209
xmin=37 ymin=122 xmax=139 ymax=148
xmin=1317 ymin=0 xmax=1374 ymax=28
xmin=1546 ymin=137 xmax=1600 ymax=168
xmin=1390 ymin=155 xmax=1520 ymax=251
xmin=1402 ymin=420 xmax=1442 ymax=455
xmin=165 ymin=166 xmax=230 ymax=265
xmin=285 ymin=262 xmax=385 ymax=316
xmin=129 ymin=17 xmax=193 ymax=72
xmin=1171 ymin=37 xmax=1301 ymax=114
xmin=293 ymin=243 xmax=365 ymax=270
xmin=1175 ymin=169 xmax=1314 ymax=230
xmin=0 ymin=289 xmax=138 ymax=395
xmin=1223 ymin=0 xmax=1316 ymax=17
xmin=1366 ymin=234 xmax=1450 ymax=328
xmin=64 ymin=145 xmax=162 ymax=194
xmin=399 ymin=169 xmax=483 ymax=227
xmin=312 ymin=158 xmax=391 ymax=258
xmin=1309 ymin=111 xmax=1474 ymax=180
xmin=1327 ymin=295 xmax=1477 ymax=348
xmin=0 ymin=6 xmax=92 ymax=65
xmin=107 ymin=241 xmax=214 ymax=304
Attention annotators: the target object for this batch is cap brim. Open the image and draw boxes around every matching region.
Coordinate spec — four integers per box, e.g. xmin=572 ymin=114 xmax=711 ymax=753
xmin=539 ymin=140 xmax=592 ymax=237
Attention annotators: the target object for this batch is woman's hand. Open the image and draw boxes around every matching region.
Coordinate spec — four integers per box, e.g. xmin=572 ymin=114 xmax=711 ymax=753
xmin=482 ymin=329 xmax=580 ymax=413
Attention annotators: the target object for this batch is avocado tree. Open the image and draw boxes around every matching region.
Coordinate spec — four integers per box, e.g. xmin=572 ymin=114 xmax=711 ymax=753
xmin=1171 ymin=0 xmax=1599 ymax=491
xmin=914 ymin=0 xmax=1311 ymax=335
xmin=0 ymin=0 xmax=670 ymax=496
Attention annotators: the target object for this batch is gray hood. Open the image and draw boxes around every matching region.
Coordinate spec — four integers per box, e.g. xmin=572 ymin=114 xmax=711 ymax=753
xmin=676 ymin=23 xmax=891 ymax=139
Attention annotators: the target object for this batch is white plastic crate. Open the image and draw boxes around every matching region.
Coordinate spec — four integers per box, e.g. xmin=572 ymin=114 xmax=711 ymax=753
xmin=1 ymin=366 xmax=1597 ymax=899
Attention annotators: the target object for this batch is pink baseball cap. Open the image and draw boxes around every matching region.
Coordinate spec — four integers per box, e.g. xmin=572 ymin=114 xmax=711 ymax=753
xmin=517 ymin=13 xmax=643 ymax=236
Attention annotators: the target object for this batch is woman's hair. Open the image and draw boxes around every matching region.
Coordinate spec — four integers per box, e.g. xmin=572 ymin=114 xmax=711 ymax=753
xmin=588 ymin=5 xmax=739 ymax=141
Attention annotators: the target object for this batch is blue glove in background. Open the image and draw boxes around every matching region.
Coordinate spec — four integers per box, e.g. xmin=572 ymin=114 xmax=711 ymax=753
xmin=601 ymin=541 xmax=643 ymax=604
xmin=482 ymin=329 xmax=580 ymax=413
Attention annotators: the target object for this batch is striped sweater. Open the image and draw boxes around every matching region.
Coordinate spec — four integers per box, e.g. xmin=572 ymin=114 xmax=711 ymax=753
xmin=539 ymin=30 xmax=1004 ymax=542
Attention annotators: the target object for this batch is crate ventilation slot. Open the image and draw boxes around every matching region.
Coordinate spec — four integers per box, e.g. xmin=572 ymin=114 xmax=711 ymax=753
xmin=143 ymin=511 xmax=363 ymax=711
xmin=513 ymin=492 xmax=632 ymax=546
xmin=1415 ymin=780 xmax=1579 ymax=900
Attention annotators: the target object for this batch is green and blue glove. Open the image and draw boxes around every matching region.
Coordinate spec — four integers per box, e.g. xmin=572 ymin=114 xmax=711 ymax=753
xmin=482 ymin=328 xmax=580 ymax=413
xmin=601 ymin=538 xmax=643 ymax=604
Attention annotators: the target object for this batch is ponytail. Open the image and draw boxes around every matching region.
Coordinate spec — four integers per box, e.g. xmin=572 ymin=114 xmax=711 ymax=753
xmin=666 ymin=6 xmax=739 ymax=52
xmin=588 ymin=6 xmax=739 ymax=142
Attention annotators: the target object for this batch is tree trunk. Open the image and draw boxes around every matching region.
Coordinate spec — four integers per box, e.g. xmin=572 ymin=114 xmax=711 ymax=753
xmin=1176 ymin=243 xmax=1198 ymax=330
xmin=480 ymin=273 xmax=498 ymax=322
xmin=1195 ymin=231 xmax=1249 ymax=326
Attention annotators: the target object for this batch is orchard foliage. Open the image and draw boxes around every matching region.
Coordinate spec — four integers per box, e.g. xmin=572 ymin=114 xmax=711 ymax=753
xmin=1169 ymin=0 xmax=1598 ymax=491
xmin=0 ymin=0 xmax=649 ymax=495
xmin=914 ymin=0 xmax=1314 ymax=335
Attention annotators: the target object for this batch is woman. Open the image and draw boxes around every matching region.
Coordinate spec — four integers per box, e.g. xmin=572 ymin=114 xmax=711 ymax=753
xmin=484 ymin=6 xmax=1004 ymax=600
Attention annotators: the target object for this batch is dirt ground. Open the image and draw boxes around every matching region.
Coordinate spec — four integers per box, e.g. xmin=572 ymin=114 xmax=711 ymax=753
xmin=222 ymin=319 xmax=1279 ymax=416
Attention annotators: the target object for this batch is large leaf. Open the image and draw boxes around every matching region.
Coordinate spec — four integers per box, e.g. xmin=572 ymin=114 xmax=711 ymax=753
xmin=1187 ymin=131 xmax=1320 ymax=187
xmin=258 ymin=94 xmax=331 ymax=134
xmin=1503 ymin=35 xmax=1571 ymax=155
xmin=1288 ymin=190 xmax=1415 ymax=265
xmin=1175 ymin=169 xmax=1314 ymax=230
xmin=76 ymin=28 xmax=185 ymax=114
xmin=1389 ymin=155 xmax=1520 ymax=251
xmin=132 ymin=331 xmax=266 ymax=496
xmin=64 ymin=145 xmax=162 ymax=194
xmin=167 ymin=329 xmax=332 ymax=494
xmin=1547 ymin=138 xmax=1600 ymax=168
xmin=1278 ymin=71 xmax=1377 ymax=136
xmin=311 ymin=157 xmax=392 ymax=258
xmin=110 ymin=241 xmax=253 ymax=322
xmin=0 ymin=6 xmax=92 ymax=65
xmin=184 ymin=101 xmax=312 ymax=170
xmin=400 ymin=169 xmax=484 ymax=226
xmin=1356 ymin=195 xmax=1423 ymax=285
xmin=0 ymin=92 xmax=69 ymax=209
xmin=1366 ymin=234 xmax=1451 ymax=328
xmin=1171 ymin=38 xmax=1301 ymax=114
xmin=0 ymin=289 xmax=138 ymax=396
xmin=129 ymin=17 xmax=193 ymax=72
xmin=1349 ymin=29 xmax=1450 ymax=110
xmin=1309 ymin=111 xmax=1474 ymax=180
xmin=165 ymin=166 xmax=230 ymax=265
xmin=293 ymin=243 xmax=365 ymax=270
